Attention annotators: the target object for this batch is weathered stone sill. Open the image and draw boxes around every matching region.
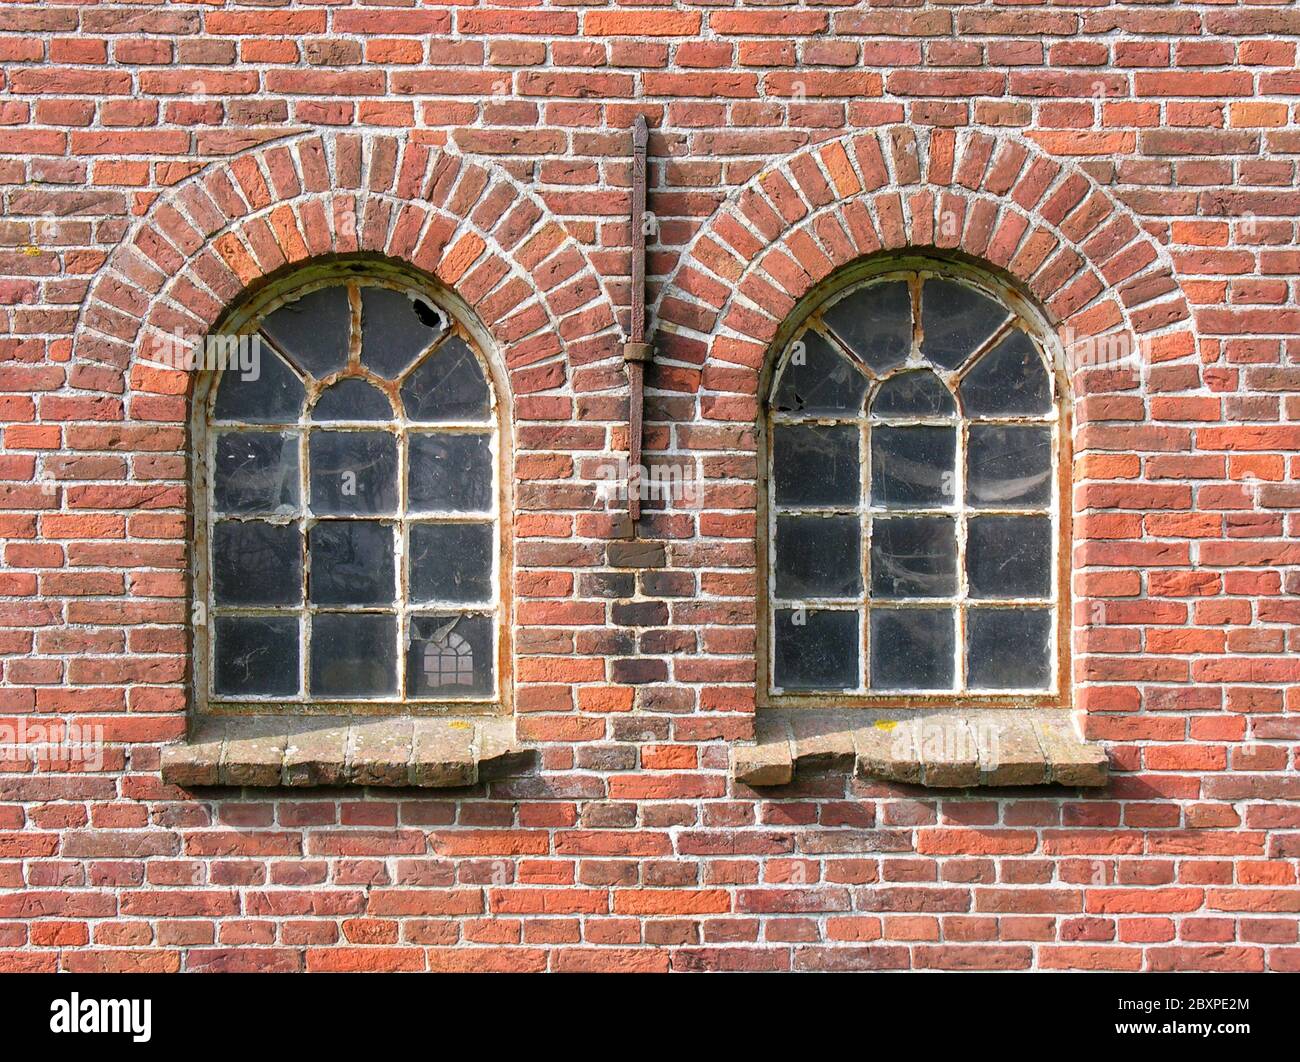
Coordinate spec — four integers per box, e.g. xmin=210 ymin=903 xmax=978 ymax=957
xmin=732 ymin=709 xmax=1108 ymax=788
xmin=161 ymin=715 xmax=529 ymax=788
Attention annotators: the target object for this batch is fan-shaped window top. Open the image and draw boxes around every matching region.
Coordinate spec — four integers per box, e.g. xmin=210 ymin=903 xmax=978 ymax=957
xmin=199 ymin=271 xmax=500 ymax=710
xmin=766 ymin=267 xmax=1063 ymax=704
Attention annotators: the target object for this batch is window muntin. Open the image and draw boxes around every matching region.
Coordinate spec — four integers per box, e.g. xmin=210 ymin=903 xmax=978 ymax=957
xmin=765 ymin=266 xmax=1066 ymax=705
xmin=196 ymin=270 xmax=502 ymax=713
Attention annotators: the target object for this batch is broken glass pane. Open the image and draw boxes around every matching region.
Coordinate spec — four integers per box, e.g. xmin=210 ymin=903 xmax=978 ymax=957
xmin=258 ymin=284 xmax=351 ymax=379
xmin=772 ymin=424 xmax=860 ymax=508
xmin=308 ymin=520 xmax=395 ymax=606
xmin=211 ymin=346 xmax=305 ymax=424
xmin=772 ymin=330 xmax=869 ymax=415
xmin=820 ymin=279 xmax=912 ymax=374
xmin=773 ymin=608 xmax=859 ymax=691
xmin=212 ymin=520 xmax=302 ymax=606
xmin=308 ymin=430 xmax=398 ymax=516
xmin=406 ymin=612 xmax=494 ymax=697
xmin=920 ymin=279 xmax=1010 ymax=369
xmin=966 ymin=515 xmax=1052 ymax=599
xmin=361 ymin=285 xmax=446 ymax=379
xmin=870 ymin=370 xmax=956 ymax=419
xmin=310 ymin=378 xmax=393 ymax=422
xmin=774 ymin=515 xmax=862 ymax=599
xmin=409 ymin=522 xmax=493 ymax=604
xmin=869 ymin=608 xmax=955 ymax=691
xmin=213 ymin=615 xmax=300 ymax=696
xmin=213 ymin=432 xmax=299 ymax=515
xmin=967 ymin=425 xmax=1052 ymax=508
xmin=408 ymin=432 xmax=493 ymax=513
xmin=309 ymin=612 xmax=397 ymax=697
xmin=966 ymin=607 xmax=1051 ymax=690
xmin=959 ymin=329 xmax=1051 ymax=416
xmin=870 ymin=516 xmax=957 ymax=598
xmin=400 ymin=336 xmax=491 ymax=423
xmin=870 ymin=426 xmax=956 ymax=508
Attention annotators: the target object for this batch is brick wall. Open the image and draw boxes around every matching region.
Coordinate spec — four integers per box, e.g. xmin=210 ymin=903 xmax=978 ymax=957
xmin=1 ymin=1 xmax=1299 ymax=973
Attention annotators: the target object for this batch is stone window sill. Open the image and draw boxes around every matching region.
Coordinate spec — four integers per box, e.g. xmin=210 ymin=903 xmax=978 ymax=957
xmin=732 ymin=708 xmax=1107 ymax=788
xmin=161 ymin=715 xmax=529 ymax=788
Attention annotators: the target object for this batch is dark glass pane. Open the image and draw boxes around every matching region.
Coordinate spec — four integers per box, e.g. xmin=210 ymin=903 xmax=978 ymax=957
xmin=308 ymin=521 xmax=395 ymax=606
xmin=772 ymin=330 xmax=868 ymax=415
xmin=409 ymin=522 xmax=493 ymax=604
xmin=213 ymin=432 xmax=299 ymax=514
xmin=966 ymin=515 xmax=1052 ymax=599
xmin=409 ymin=433 xmax=493 ymax=513
xmin=773 ymin=608 xmax=859 ymax=691
xmin=309 ymin=612 xmax=397 ymax=697
xmin=310 ymin=378 xmax=392 ymax=422
xmin=774 ymin=515 xmax=862 ymax=599
xmin=966 ymin=607 xmax=1051 ymax=690
xmin=258 ymin=284 xmax=351 ymax=379
xmin=211 ymin=346 xmax=305 ymax=424
xmin=871 ymin=370 xmax=956 ymax=418
xmin=361 ymin=285 xmax=446 ymax=379
xmin=869 ymin=608 xmax=955 ymax=691
xmin=920 ymin=279 xmax=1010 ymax=369
xmin=407 ymin=613 xmax=494 ymax=697
xmin=870 ymin=426 xmax=956 ymax=508
xmin=968 ymin=425 xmax=1053 ymax=508
xmin=772 ymin=424 xmax=859 ymax=508
xmin=820 ymin=279 xmax=912 ymax=375
xmin=213 ymin=616 xmax=299 ymax=697
xmin=212 ymin=520 xmax=302 ymax=606
xmin=959 ymin=329 xmax=1051 ymax=416
xmin=308 ymin=431 xmax=398 ymax=516
xmin=870 ymin=516 xmax=957 ymax=598
xmin=400 ymin=337 xmax=491 ymax=423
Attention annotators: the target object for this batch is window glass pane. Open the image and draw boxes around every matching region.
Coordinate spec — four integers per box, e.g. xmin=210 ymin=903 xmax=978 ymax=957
xmin=400 ymin=337 xmax=491 ymax=423
xmin=870 ymin=426 xmax=956 ymax=508
xmin=213 ymin=432 xmax=299 ymax=515
xmin=870 ymin=516 xmax=957 ymax=599
xmin=310 ymin=378 xmax=392 ymax=422
xmin=966 ymin=607 xmax=1051 ymax=690
xmin=308 ymin=430 xmax=398 ymax=516
xmin=409 ymin=522 xmax=493 ymax=604
xmin=211 ymin=347 xmax=305 ymax=424
xmin=308 ymin=521 xmax=395 ymax=606
xmin=774 ymin=515 xmax=861 ymax=599
xmin=920 ymin=279 xmax=1010 ymax=369
xmin=361 ymin=285 xmax=446 ymax=379
xmin=258 ymin=284 xmax=351 ymax=379
xmin=772 ymin=424 xmax=859 ymax=508
xmin=213 ymin=616 xmax=300 ymax=696
xmin=773 ymin=608 xmax=858 ymax=691
xmin=869 ymin=608 xmax=955 ymax=691
xmin=309 ymin=612 xmax=397 ymax=697
xmin=967 ymin=425 xmax=1052 ymax=508
xmin=772 ymin=330 xmax=868 ymax=415
xmin=820 ymin=279 xmax=911 ymax=374
xmin=407 ymin=613 xmax=494 ymax=697
xmin=959 ymin=330 xmax=1051 ymax=416
xmin=409 ymin=433 xmax=493 ymax=513
xmin=213 ymin=520 xmax=302 ymax=606
xmin=870 ymin=370 xmax=956 ymax=419
xmin=966 ymin=515 xmax=1052 ymax=599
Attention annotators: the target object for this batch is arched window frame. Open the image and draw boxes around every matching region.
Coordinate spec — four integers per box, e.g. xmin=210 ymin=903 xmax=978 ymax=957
xmin=190 ymin=257 xmax=512 ymax=718
xmin=759 ymin=255 xmax=1072 ymax=710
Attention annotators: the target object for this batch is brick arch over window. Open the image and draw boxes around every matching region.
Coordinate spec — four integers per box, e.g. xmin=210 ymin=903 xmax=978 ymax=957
xmin=654 ymin=125 xmax=1201 ymax=405
xmin=70 ymin=129 xmax=619 ymax=404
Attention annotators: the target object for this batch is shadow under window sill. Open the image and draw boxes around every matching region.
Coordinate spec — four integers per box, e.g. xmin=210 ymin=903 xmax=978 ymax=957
xmin=733 ymin=707 xmax=1108 ymax=789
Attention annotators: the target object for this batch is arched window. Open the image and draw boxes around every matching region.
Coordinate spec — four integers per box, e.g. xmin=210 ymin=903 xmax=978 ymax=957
xmin=763 ymin=262 xmax=1067 ymax=706
xmin=193 ymin=263 xmax=503 ymax=712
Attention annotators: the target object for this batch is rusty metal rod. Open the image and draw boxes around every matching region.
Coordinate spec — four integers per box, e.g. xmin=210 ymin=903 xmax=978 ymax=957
xmin=624 ymin=115 xmax=651 ymax=525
